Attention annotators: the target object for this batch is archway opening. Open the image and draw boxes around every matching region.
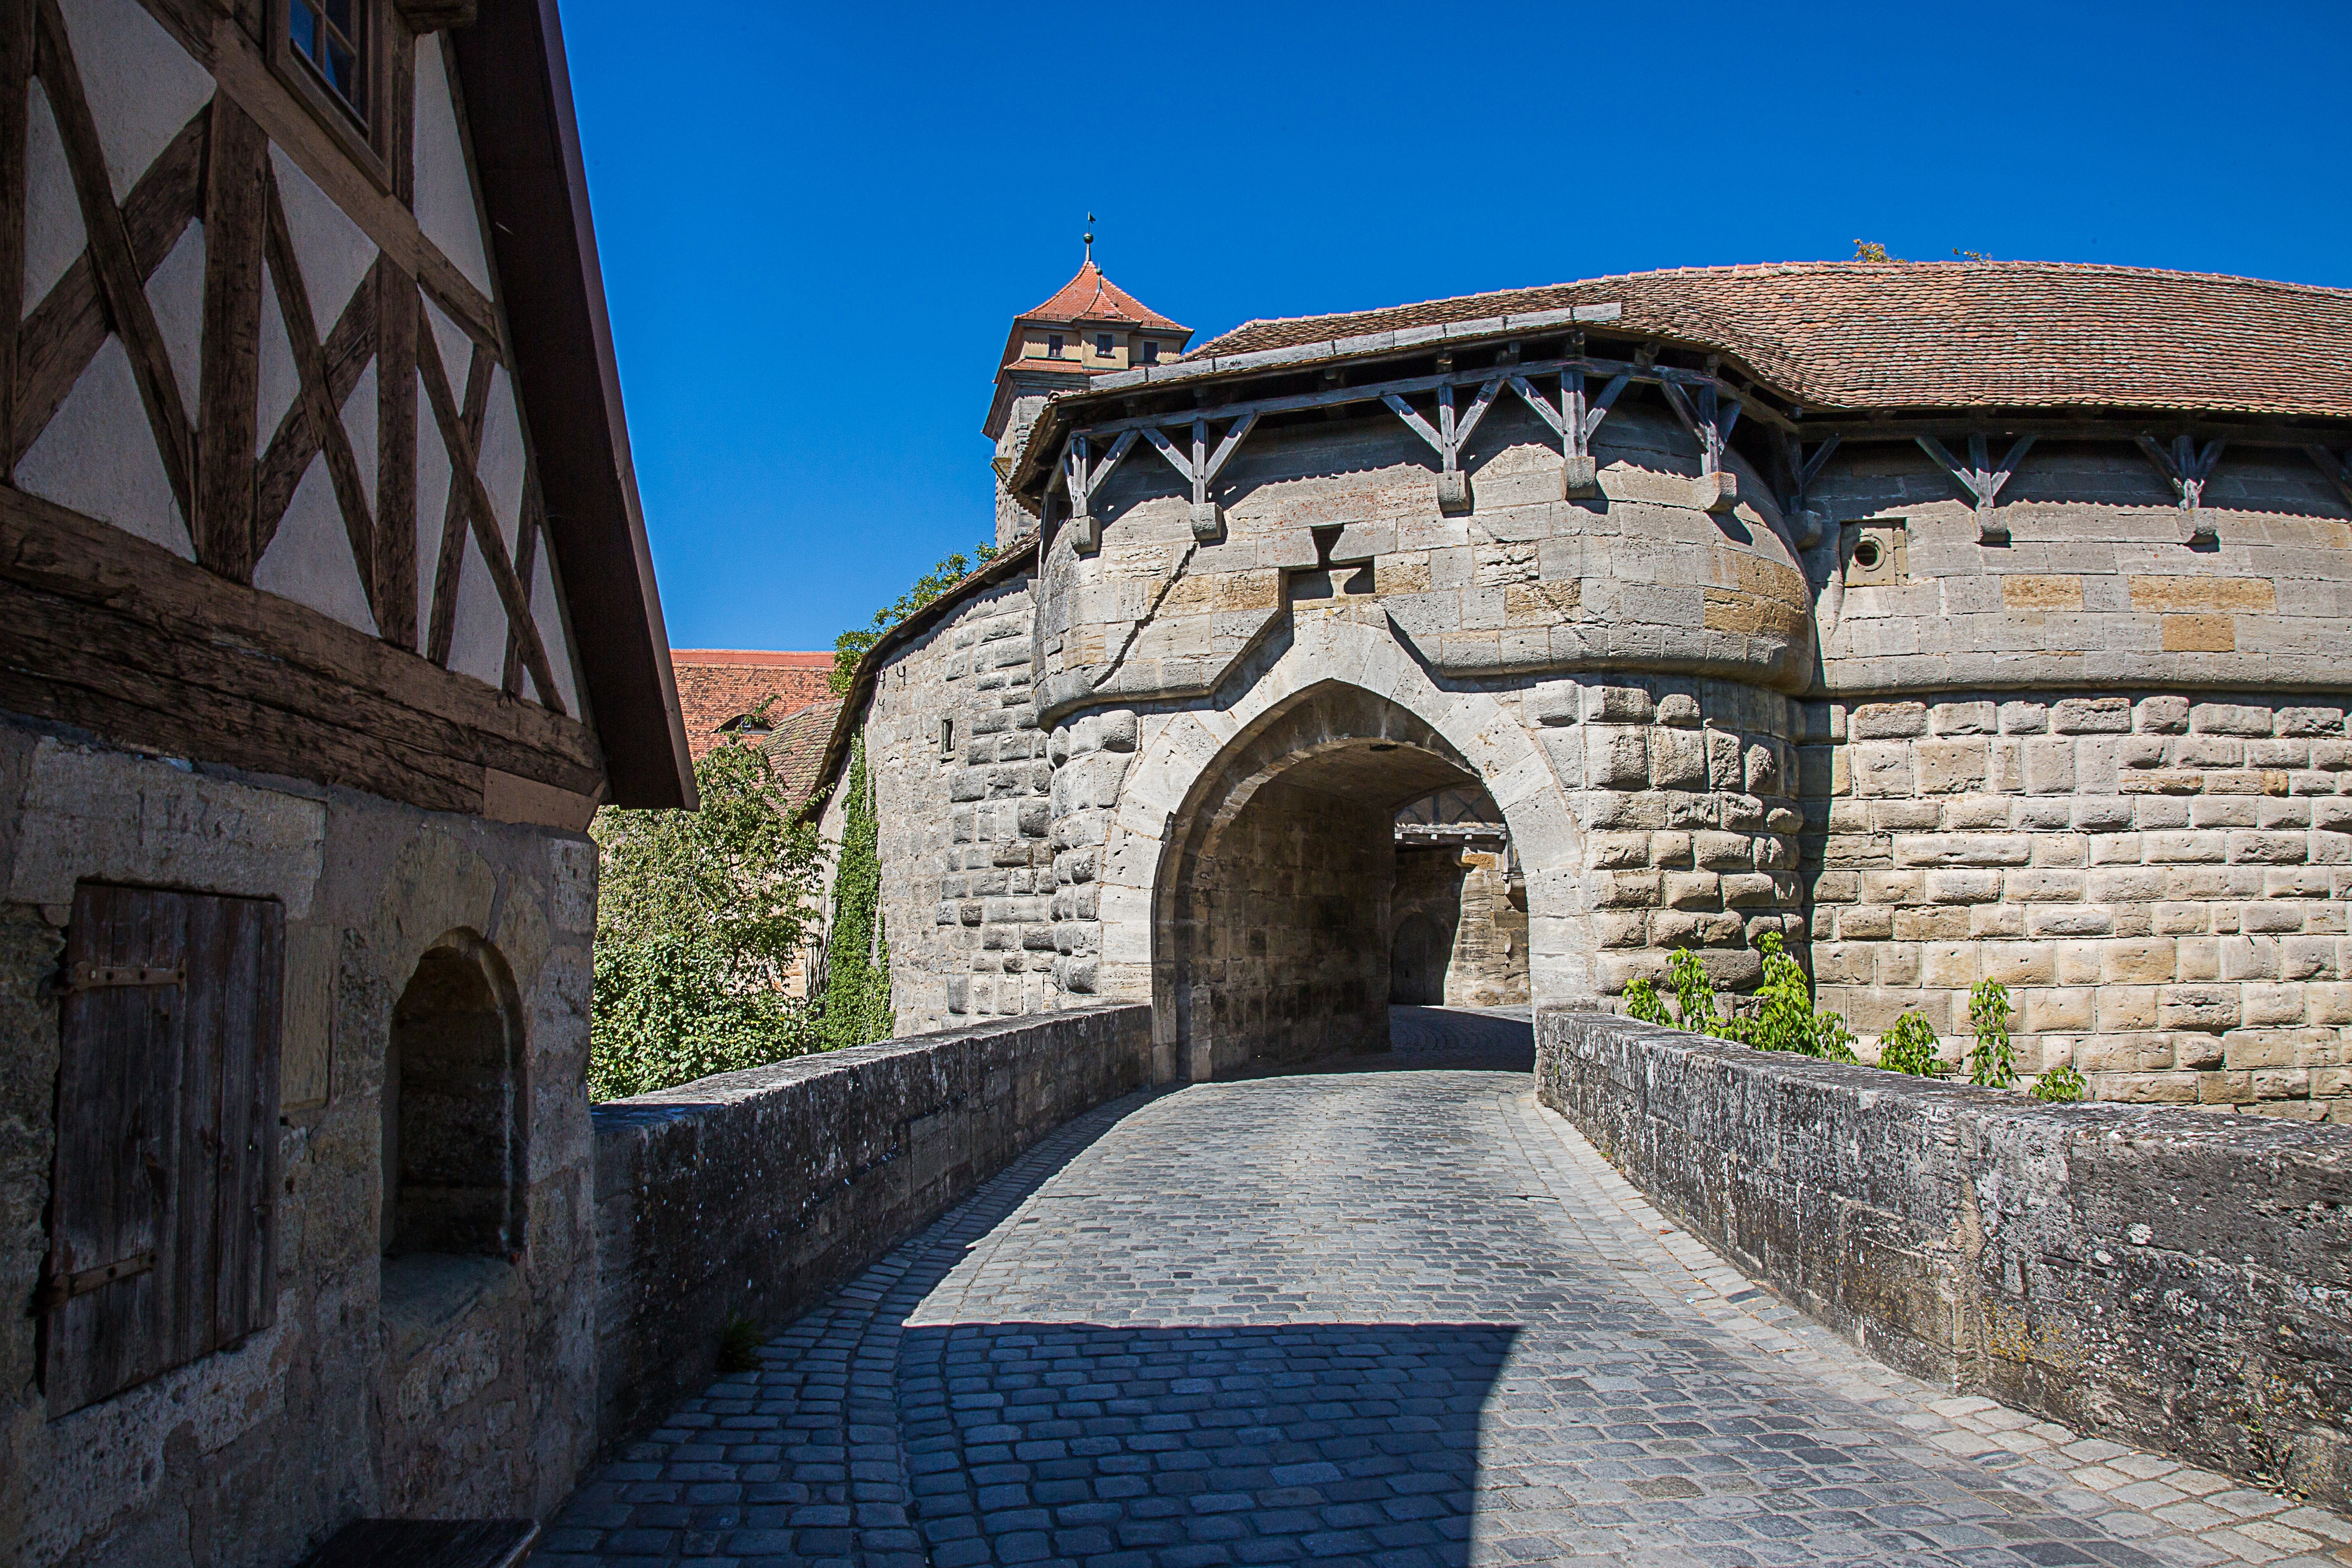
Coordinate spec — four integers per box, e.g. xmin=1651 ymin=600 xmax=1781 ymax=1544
xmin=1392 ymin=786 xmax=1530 ymax=1009
xmin=1156 ymin=684 xmax=1492 ymax=1080
xmin=382 ymin=933 xmax=524 ymax=1260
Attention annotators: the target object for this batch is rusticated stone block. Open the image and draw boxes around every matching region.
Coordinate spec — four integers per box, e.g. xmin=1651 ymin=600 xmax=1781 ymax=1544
xmin=1851 ymin=702 xmax=1929 ymax=739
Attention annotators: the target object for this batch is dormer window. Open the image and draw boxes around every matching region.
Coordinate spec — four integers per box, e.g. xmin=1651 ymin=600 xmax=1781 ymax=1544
xmin=1047 ymin=333 xmax=1064 ymax=359
xmin=1141 ymin=341 xmax=1160 ymax=365
xmin=1096 ymin=334 xmax=1115 ymax=358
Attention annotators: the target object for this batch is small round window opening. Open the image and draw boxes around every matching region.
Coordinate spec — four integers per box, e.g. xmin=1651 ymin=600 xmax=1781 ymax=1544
xmin=1852 ymin=537 xmax=1883 ymax=571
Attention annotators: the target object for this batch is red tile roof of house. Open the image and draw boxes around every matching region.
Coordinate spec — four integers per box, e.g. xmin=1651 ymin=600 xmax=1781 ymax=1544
xmin=760 ymin=698 xmax=845 ymax=808
xmin=1019 ymin=261 xmax=1189 ymax=333
xmin=1190 ymin=261 xmax=2352 ymax=420
xmin=670 ymin=650 xmax=835 ymax=760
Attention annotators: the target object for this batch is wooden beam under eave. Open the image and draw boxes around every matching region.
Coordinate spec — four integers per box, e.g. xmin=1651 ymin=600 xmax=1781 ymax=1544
xmin=2304 ymin=445 xmax=2352 ymax=514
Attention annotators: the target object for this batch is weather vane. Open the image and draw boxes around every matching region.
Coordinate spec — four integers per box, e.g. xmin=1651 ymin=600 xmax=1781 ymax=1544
xmin=1084 ymin=213 xmax=1095 ymax=263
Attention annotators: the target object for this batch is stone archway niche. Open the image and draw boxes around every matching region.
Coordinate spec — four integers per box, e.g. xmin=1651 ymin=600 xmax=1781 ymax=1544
xmin=1152 ymin=681 xmax=1488 ymax=1081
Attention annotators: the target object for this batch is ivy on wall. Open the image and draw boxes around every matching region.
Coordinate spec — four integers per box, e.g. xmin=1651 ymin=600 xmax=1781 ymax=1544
xmin=819 ymin=735 xmax=893 ymax=1049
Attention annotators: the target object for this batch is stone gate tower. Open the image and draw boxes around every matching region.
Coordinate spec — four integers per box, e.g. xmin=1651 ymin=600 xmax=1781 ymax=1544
xmin=823 ymin=259 xmax=2352 ymax=1120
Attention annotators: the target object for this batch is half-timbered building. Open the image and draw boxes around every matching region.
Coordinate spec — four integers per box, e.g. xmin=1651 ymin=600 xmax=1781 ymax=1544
xmin=0 ymin=0 xmax=691 ymax=1559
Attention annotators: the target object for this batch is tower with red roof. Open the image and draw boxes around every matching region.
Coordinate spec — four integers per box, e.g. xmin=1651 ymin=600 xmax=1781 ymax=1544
xmin=985 ymin=254 xmax=1191 ymax=545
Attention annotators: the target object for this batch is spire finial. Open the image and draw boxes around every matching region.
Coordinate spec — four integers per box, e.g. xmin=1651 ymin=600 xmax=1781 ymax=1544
xmin=1084 ymin=212 xmax=1095 ymax=264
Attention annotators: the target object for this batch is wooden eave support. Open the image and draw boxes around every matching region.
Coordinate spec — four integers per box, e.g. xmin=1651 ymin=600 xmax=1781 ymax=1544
xmin=1141 ymin=412 xmax=1256 ymax=540
xmin=1060 ymin=428 xmax=1137 ymax=552
xmin=1047 ymin=351 xmax=1793 ymax=535
xmin=1777 ymin=433 xmax=1841 ymax=546
xmin=2134 ymin=433 xmax=2225 ymax=545
xmin=1657 ymin=371 xmax=1744 ymax=512
xmin=1916 ymin=433 xmax=2035 ymax=543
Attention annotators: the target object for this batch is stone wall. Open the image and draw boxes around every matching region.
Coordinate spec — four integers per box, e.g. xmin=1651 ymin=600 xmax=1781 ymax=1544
xmin=1188 ymin=780 xmax=1393 ymax=1073
xmin=1391 ymin=846 xmax=1530 ymax=1007
xmin=1803 ymin=693 xmax=2352 ymax=1118
xmin=0 ymin=725 xmax=598 ymax=1567
xmin=1535 ymin=1009 xmax=2352 ymax=1506
xmin=835 ymin=577 xmax=1053 ymax=1036
xmin=590 ymin=1003 xmax=1153 ymax=1443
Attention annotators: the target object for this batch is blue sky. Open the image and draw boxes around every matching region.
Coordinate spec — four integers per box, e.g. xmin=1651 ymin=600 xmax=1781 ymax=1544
xmin=560 ymin=0 xmax=2350 ymax=655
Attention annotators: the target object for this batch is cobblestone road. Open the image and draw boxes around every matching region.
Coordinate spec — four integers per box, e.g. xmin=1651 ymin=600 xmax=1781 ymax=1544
xmin=541 ymin=1009 xmax=2352 ymax=1568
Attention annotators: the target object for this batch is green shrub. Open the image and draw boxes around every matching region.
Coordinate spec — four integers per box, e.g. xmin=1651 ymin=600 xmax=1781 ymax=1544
xmin=1621 ymin=976 xmax=1672 ymax=1026
xmin=831 ymin=542 xmax=998 ymax=695
xmin=1619 ymin=935 xmax=1856 ymax=1063
xmin=1735 ymin=932 xmax=1859 ymax=1062
xmin=2031 ymin=1060 xmax=2088 ymax=1102
xmin=1967 ymin=979 xmax=2017 ymax=1088
xmin=589 ymin=737 xmax=822 ymax=1101
xmin=1878 ymin=1011 xmax=1947 ymax=1077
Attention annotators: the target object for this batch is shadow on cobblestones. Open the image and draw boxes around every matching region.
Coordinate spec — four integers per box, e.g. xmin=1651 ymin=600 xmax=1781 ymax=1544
xmin=899 ymin=1321 xmax=1512 ymax=1567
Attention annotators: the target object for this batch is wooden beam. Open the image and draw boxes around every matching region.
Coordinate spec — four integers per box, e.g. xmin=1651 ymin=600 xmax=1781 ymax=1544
xmin=262 ymin=168 xmax=377 ymax=615
xmin=1381 ymin=391 xmax=1447 ymax=458
xmin=1142 ymin=422 xmax=1196 ymax=484
xmin=374 ymin=261 xmax=419 ymax=651
xmin=10 ymin=107 xmax=202 ymax=462
xmin=253 ymin=274 xmax=377 ymax=557
xmin=36 ymin=0 xmax=195 ymax=524
xmin=423 ymin=326 xmax=492 ymax=666
xmin=2135 ymin=432 xmax=2223 ymax=543
xmin=196 ymin=95 xmax=266 ymax=581
xmin=1203 ymin=410 xmax=1258 ymax=486
xmin=1448 ymin=376 xmax=1505 ymax=458
xmin=1068 ymin=354 xmax=1796 ymax=443
xmin=1916 ymin=433 xmax=2035 ymax=542
xmin=416 ymin=308 xmax=566 ymax=714
xmin=0 ymin=482 xmax=605 ymax=804
xmin=0 ymin=0 xmax=31 ymax=476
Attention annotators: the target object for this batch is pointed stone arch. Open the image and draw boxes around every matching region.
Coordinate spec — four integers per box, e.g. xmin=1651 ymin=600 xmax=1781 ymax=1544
xmin=1080 ymin=612 xmax=1586 ymax=1081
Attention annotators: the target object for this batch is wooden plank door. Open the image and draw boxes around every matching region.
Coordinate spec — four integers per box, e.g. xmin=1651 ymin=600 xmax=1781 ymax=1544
xmin=44 ymin=884 xmax=283 ymax=1416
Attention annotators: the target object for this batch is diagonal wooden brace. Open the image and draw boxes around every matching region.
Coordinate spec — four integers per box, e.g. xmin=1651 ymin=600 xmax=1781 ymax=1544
xmin=2136 ymin=433 xmax=2225 ymax=545
xmin=1918 ymin=433 xmax=2035 ymax=543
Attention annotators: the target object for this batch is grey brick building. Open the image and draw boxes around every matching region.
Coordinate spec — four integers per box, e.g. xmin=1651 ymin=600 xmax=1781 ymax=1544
xmin=812 ymin=258 xmax=2352 ymax=1118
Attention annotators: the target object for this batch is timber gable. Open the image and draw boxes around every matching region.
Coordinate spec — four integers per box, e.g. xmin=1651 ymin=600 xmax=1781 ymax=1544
xmin=0 ymin=0 xmax=690 ymax=815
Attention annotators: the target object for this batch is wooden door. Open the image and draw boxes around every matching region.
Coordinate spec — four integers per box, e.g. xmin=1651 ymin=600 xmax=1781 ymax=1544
xmin=43 ymin=884 xmax=283 ymax=1416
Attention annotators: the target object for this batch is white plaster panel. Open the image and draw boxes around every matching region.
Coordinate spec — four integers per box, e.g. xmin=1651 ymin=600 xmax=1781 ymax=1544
xmin=256 ymin=273 xmax=298 ymax=454
xmin=24 ymin=80 xmax=83 ymax=307
xmin=11 ymin=738 xmax=325 ymax=913
xmin=414 ymin=381 xmax=451 ymax=648
xmin=528 ymin=546 xmax=579 ymax=715
xmin=341 ymin=358 xmax=378 ymax=501
xmin=268 ymin=143 xmax=374 ymax=336
xmin=255 ymin=454 xmax=379 ymax=636
xmin=411 ymin=33 xmax=493 ymax=298
xmin=477 ymin=365 xmax=525 ymax=552
xmin=447 ymin=526 xmax=509 ymax=688
xmin=58 ymin=0 xmax=213 ymax=201
xmin=422 ymin=293 xmax=474 ymax=396
xmin=15 ymin=333 xmax=192 ymax=557
xmin=145 ymin=216 xmax=202 ymax=417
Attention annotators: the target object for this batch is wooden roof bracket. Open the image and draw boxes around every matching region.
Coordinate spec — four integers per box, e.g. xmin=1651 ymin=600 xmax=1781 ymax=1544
xmin=2135 ymin=433 xmax=2225 ymax=545
xmin=1058 ymin=429 xmax=1138 ymax=553
xmin=1777 ymin=434 xmax=1842 ymax=547
xmin=1657 ymin=364 xmax=1743 ymax=513
xmin=1143 ymin=413 xmax=1257 ymax=541
xmin=1917 ymin=432 xmax=2034 ymax=543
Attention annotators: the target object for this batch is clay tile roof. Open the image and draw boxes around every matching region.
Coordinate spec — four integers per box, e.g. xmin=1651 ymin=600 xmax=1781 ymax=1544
xmin=1190 ymin=261 xmax=2352 ymax=420
xmin=668 ymin=650 xmax=835 ymax=761
xmin=760 ymin=698 xmax=844 ymax=807
xmin=1020 ymin=261 xmax=1189 ymax=334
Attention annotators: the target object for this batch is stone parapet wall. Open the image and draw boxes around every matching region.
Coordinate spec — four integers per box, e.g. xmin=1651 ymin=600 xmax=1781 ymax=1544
xmin=590 ymin=1003 xmax=1154 ymax=1444
xmin=1802 ymin=693 xmax=2352 ymax=1118
xmin=1534 ymin=1008 xmax=2352 ymax=1506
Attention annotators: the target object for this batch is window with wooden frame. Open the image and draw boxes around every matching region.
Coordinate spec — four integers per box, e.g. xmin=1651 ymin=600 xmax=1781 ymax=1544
xmin=269 ymin=0 xmax=392 ymax=185
xmin=1096 ymin=333 xmax=1114 ymax=358
xmin=1047 ymin=334 xmax=1063 ymax=359
xmin=1140 ymin=340 xmax=1160 ymax=365
xmin=41 ymin=885 xmax=284 ymax=1417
